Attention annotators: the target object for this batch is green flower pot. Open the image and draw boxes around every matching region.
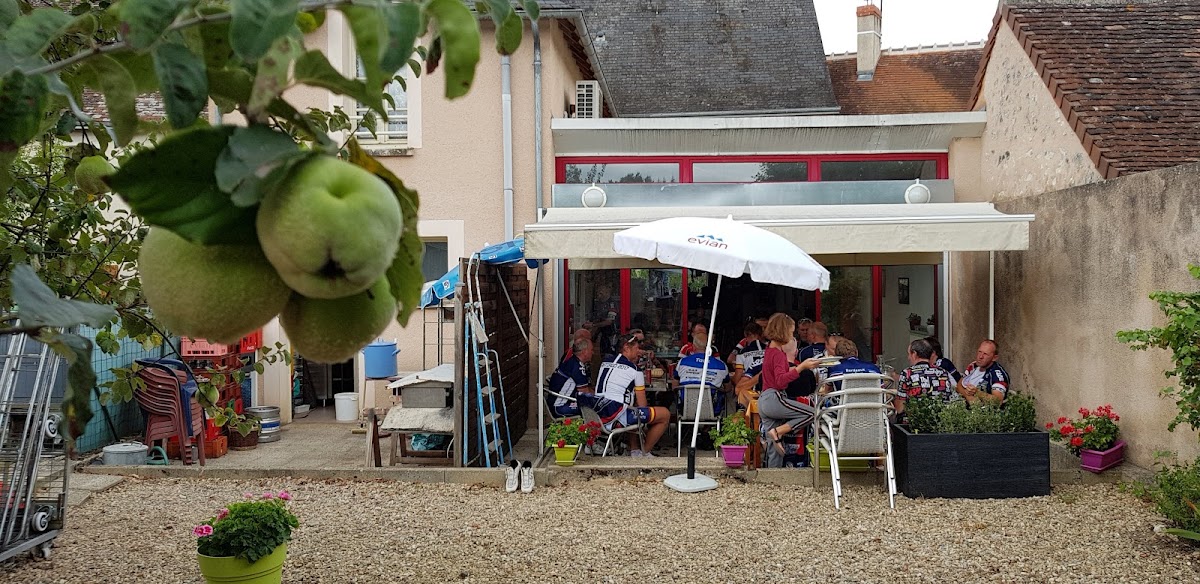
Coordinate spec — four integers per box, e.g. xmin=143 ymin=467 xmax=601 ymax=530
xmin=553 ymin=445 xmax=581 ymax=466
xmin=197 ymin=543 xmax=286 ymax=583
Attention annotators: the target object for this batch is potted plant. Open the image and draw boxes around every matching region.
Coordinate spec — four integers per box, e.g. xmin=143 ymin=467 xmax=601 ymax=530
xmin=893 ymin=392 xmax=1050 ymax=499
xmin=545 ymin=418 xmax=601 ymax=466
xmin=709 ymin=413 xmax=757 ymax=468
xmin=1048 ymin=404 xmax=1124 ymax=472
xmin=907 ymin=313 xmax=922 ymax=331
xmin=194 ymin=490 xmax=299 ymax=583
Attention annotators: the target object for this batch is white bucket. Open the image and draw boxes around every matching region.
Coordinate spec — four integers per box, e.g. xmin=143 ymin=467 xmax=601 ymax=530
xmin=334 ymin=392 xmax=359 ymax=422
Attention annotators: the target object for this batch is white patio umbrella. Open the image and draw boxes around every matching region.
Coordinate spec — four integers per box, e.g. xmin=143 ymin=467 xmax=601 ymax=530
xmin=613 ymin=216 xmax=830 ymax=493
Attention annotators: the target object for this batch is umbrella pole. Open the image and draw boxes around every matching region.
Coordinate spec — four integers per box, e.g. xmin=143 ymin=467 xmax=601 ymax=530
xmin=687 ymin=274 xmax=722 ymax=480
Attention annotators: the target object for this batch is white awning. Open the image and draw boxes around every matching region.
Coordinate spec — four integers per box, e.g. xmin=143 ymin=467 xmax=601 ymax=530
xmin=524 ymin=203 xmax=1033 ymax=262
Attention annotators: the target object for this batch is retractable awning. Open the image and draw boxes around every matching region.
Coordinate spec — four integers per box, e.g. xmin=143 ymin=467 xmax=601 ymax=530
xmin=523 ymin=203 xmax=1033 ymax=263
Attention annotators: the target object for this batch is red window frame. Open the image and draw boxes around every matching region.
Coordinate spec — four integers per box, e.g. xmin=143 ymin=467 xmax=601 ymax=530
xmin=556 ymin=153 xmax=949 ymax=183
xmin=556 ymin=153 xmax=949 ymax=356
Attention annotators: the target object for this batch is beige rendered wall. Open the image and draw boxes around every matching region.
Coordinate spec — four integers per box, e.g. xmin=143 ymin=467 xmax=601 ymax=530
xmin=949 ymin=24 xmax=1104 ymax=369
xmin=267 ymin=19 xmax=582 ymax=420
xmin=993 ymin=163 xmax=1200 ymax=467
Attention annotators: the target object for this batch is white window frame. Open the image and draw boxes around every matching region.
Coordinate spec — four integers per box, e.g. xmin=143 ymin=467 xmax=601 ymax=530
xmin=327 ymin=11 xmax=423 ymax=149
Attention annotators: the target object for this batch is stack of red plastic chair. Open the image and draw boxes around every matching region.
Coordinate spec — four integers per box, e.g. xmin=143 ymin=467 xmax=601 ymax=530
xmin=134 ymin=364 xmax=206 ymax=466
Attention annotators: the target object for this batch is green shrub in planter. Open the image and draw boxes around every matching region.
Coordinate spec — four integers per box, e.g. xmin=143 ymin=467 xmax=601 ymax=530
xmin=905 ymin=392 xmax=1037 ymax=434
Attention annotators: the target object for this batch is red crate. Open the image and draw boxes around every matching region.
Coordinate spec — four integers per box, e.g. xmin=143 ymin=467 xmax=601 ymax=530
xmin=239 ymin=330 xmax=263 ymax=354
xmin=182 ymin=338 xmax=235 ymax=357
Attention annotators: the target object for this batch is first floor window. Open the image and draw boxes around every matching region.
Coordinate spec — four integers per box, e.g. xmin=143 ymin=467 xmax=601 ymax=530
xmin=421 ymin=240 xmax=448 ymax=282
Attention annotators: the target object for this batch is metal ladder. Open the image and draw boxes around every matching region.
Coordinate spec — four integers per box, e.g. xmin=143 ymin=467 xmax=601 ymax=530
xmin=463 ymin=257 xmax=512 ymax=467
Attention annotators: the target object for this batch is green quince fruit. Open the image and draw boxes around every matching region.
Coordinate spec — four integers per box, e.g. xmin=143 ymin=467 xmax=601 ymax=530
xmin=280 ymin=277 xmax=397 ymax=363
xmin=256 ymin=156 xmax=401 ymax=299
xmin=75 ymin=155 xmax=116 ymax=195
xmin=138 ymin=228 xmax=291 ymax=343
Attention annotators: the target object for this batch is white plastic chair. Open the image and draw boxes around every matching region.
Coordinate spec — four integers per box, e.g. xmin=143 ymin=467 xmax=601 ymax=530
xmin=579 ymin=404 xmax=645 ymax=457
xmin=677 ymin=385 xmax=721 ymax=456
xmin=811 ymin=373 xmax=898 ymax=509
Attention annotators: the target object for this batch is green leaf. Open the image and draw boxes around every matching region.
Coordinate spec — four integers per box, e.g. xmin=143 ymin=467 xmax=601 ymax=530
xmin=0 ymin=70 xmax=48 ymax=152
xmin=10 ymin=264 xmax=116 ymax=328
xmin=346 ymin=138 xmax=421 ymax=325
xmin=248 ymin=34 xmax=302 ymax=120
xmin=78 ymin=55 xmax=138 ymax=146
xmin=340 ymin=4 xmax=388 ymax=96
xmin=193 ymin=18 xmax=236 ymax=70
xmin=108 ymin=51 xmax=160 ymax=93
xmin=523 ymin=0 xmax=541 ymax=20
xmin=118 ymin=0 xmax=189 ymax=50
xmin=1166 ymin=528 xmax=1200 ymax=541
xmin=381 ymin=1 xmax=421 ymax=73
xmin=4 ymin=8 xmax=72 ymax=58
xmin=152 ymin=41 xmax=208 ymax=128
xmin=214 ymin=124 xmax=302 ymax=206
xmin=230 ymin=0 xmax=299 ymax=62
xmin=484 ymin=0 xmax=522 ymax=55
xmin=425 ymin=0 xmax=480 ymax=98
xmin=38 ymin=330 xmax=97 ymax=440
xmin=108 ymin=125 xmax=258 ymax=245
xmin=207 ymin=67 xmax=253 ymax=112
xmin=293 ymin=49 xmax=382 ymax=115
xmin=0 ymin=0 xmax=17 ymax=33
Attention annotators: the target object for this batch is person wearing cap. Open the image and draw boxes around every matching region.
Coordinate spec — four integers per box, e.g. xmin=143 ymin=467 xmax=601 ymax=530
xmin=547 ymin=338 xmax=594 ymax=418
xmin=593 ymin=332 xmax=671 ymax=457
xmin=924 ymin=336 xmax=960 ymax=384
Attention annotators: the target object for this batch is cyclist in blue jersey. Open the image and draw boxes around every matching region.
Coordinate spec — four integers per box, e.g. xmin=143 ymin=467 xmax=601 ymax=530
xmin=593 ymin=333 xmax=671 ymax=457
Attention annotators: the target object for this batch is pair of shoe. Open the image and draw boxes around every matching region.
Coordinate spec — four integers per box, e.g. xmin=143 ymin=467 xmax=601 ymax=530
xmin=629 ymin=450 xmax=657 ymax=458
xmin=504 ymin=460 xmax=535 ymax=493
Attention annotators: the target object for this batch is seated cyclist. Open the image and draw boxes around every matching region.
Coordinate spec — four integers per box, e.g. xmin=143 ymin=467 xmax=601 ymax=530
xmin=593 ymin=333 xmax=671 ymax=457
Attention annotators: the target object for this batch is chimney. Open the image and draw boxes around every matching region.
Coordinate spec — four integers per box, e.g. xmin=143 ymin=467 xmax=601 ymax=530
xmin=856 ymin=2 xmax=882 ymax=80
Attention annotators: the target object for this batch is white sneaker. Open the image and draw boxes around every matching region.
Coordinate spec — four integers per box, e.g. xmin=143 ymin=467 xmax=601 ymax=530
xmin=504 ymin=459 xmax=520 ymax=493
xmin=641 ymin=451 xmax=657 ymax=458
xmin=520 ymin=460 xmax=535 ymax=493
xmin=630 ymin=449 xmax=644 ymax=457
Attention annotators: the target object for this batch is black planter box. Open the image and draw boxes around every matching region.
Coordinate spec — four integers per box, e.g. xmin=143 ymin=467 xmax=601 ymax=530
xmin=892 ymin=424 xmax=1050 ymax=499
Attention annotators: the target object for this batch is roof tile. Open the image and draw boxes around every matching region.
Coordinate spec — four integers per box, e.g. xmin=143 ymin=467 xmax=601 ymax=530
xmin=826 ymin=46 xmax=984 ymax=115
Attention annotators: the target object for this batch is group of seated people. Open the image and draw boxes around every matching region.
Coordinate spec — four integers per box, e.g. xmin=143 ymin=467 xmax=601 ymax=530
xmin=545 ymin=311 xmax=1011 ymax=463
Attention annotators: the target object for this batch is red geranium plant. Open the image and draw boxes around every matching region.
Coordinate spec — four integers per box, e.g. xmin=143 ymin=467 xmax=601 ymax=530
xmin=1047 ymin=404 xmax=1121 ymax=456
xmin=545 ymin=418 xmax=602 ymax=448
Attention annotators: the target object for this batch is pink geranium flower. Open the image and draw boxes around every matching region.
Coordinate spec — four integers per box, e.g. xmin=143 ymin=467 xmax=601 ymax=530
xmin=216 ymin=508 xmax=229 ymax=521
xmin=262 ymin=491 xmax=274 ymax=500
xmin=278 ymin=490 xmax=292 ymax=501
xmin=193 ymin=525 xmax=213 ymax=537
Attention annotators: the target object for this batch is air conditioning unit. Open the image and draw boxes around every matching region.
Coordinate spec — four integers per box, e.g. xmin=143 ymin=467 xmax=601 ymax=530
xmin=575 ymin=80 xmax=601 ymax=119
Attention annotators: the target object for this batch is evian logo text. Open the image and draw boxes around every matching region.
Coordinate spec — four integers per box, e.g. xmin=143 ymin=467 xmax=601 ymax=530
xmin=687 ymin=234 xmax=728 ymax=250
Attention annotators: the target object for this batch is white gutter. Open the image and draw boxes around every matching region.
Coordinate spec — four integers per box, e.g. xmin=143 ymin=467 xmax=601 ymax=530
xmin=501 ymin=55 xmax=514 ymax=241
xmin=525 ymin=213 xmax=1036 ymax=231
xmin=552 ymin=110 xmax=987 ymax=131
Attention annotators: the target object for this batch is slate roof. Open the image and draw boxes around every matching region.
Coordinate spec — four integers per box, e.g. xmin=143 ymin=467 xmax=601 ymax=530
xmin=975 ymin=0 xmax=1200 ymax=179
xmin=827 ymin=44 xmax=984 ymax=115
xmin=569 ymin=0 xmax=838 ymax=116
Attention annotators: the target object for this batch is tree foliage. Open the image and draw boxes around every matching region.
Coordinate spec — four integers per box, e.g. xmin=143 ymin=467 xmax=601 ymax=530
xmin=1117 ymin=264 xmax=1200 ymax=437
xmin=1 ymin=0 xmax=539 ymax=440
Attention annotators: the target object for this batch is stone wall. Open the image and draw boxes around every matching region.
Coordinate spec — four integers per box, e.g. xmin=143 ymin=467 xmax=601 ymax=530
xmin=994 ymin=162 xmax=1200 ymax=467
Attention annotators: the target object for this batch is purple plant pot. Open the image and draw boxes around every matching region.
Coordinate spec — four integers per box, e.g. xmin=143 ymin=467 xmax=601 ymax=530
xmin=721 ymin=445 xmax=749 ymax=468
xmin=1080 ymin=440 xmax=1126 ymax=473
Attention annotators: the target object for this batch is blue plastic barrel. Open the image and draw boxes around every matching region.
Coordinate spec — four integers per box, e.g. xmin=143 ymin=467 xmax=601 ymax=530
xmin=362 ymin=340 xmax=399 ymax=379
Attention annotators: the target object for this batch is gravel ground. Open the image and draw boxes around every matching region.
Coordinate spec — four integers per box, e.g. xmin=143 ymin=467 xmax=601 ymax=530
xmin=3 ymin=477 xmax=1198 ymax=583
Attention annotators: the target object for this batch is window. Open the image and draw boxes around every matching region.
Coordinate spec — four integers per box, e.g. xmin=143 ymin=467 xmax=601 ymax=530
xmin=352 ymin=59 xmax=409 ymax=145
xmin=563 ymin=163 xmax=678 ymax=184
xmin=819 ymin=160 xmax=937 ymax=181
xmin=421 ymin=240 xmax=448 ymax=282
xmin=693 ymin=161 xmax=808 ymax=183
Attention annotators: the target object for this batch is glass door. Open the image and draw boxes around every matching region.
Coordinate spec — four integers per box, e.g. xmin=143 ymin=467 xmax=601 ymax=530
xmin=821 ymin=267 xmax=875 ymax=361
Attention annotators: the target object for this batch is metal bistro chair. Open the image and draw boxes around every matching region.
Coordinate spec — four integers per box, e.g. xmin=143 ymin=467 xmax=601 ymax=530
xmin=579 ymin=404 xmax=645 ymax=457
xmin=677 ymin=385 xmax=721 ymax=457
xmin=811 ymin=373 xmax=897 ymax=509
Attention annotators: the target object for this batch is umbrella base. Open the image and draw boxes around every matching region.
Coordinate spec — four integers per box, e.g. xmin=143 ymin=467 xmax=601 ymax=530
xmin=664 ymin=473 xmax=719 ymax=493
